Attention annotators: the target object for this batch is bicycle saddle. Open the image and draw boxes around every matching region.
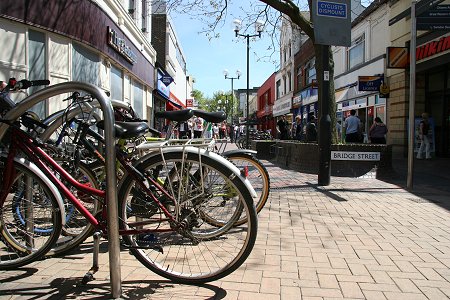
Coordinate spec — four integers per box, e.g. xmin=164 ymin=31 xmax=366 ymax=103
xmin=97 ymin=120 xmax=149 ymax=139
xmin=155 ymin=109 xmax=193 ymax=122
xmin=192 ymin=110 xmax=226 ymax=123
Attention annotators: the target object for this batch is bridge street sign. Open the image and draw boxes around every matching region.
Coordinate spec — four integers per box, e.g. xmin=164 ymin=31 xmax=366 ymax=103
xmin=312 ymin=0 xmax=351 ymax=46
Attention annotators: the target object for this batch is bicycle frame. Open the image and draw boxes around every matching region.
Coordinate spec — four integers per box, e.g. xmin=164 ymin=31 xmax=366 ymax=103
xmin=2 ymin=126 xmax=182 ymax=236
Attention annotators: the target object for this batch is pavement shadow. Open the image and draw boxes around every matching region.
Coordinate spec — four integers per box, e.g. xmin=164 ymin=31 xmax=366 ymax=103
xmin=0 ymin=276 xmax=226 ymax=299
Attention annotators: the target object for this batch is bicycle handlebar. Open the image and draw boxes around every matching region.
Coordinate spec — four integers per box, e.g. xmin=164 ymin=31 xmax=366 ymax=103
xmin=6 ymin=78 xmax=50 ymax=90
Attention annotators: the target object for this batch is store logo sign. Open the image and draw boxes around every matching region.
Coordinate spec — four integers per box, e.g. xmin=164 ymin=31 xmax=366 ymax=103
xmin=107 ymin=27 xmax=137 ymax=64
xmin=416 ymin=35 xmax=450 ymax=61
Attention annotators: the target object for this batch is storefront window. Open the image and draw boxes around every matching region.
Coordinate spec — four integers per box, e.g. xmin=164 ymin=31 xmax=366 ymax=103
xmin=72 ymin=43 xmax=100 ymax=85
xmin=376 ymin=106 xmax=385 ymax=124
xmin=28 ymin=30 xmax=46 ymax=118
xmin=133 ymin=80 xmax=144 ymax=118
xmin=110 ymin=65 xmax=123 ymax=101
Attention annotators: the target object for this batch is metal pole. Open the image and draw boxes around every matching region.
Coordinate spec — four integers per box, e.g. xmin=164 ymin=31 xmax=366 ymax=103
xmin=231 ymin=78 xmax=234 ymax=124
xmin=318 ymin=45 xmax=332 ymax=186
xmin=407 ymin=1 xmax=417 ymax=190
xmin=246 ymin=35 xmax=250 ymax=148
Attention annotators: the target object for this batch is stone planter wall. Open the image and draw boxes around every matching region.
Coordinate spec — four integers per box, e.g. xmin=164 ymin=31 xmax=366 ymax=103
xmin=252 ymin=140 xmax=393 ymax=179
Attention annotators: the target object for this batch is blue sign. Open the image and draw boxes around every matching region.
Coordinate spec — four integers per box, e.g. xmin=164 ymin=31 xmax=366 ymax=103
xmin=161 ymin=75 xmax=174 ymax=85
xmin=317 ymin=1 xmax=347 ymax=18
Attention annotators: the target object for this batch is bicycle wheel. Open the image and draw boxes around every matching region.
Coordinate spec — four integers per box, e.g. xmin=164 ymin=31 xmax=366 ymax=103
xmin=223 ymin=153 xmax=270 ymax=226
xmin=47 ymin=160 xmax=100 ymax=256
xmin=118 ymin=151 xmax=258 ymax=284
xmin=0 ymin=158 xmax=62 ymax=269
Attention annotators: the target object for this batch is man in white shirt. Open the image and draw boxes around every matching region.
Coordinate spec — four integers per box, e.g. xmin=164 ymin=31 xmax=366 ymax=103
xmin=193 ymin=116 xmax=204 ymax=138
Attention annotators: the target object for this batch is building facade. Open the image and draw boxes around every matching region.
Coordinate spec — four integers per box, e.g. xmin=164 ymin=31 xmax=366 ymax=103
xmin=333 ymin=0 xmax=389 ymax=142
xmin=256 ymin=72 xmax=276 ymax=136
xmin=0 ymin=0 xmax=156 ymax=121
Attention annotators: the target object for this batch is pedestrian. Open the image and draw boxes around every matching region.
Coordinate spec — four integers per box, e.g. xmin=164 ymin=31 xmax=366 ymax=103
xmin=213 ymin=123 xmax=219 ymax=139
xmin=305 ymin=112 xmax=317 ymax=142
xmin=294 ymin=115 xmax=303 ymax=141
xmin=178 ymin=121 xmax=188 ymax=139
xmin=344 ymin=109 xmax=362 ymax=143
xmin=233 ymin=124 xmax=239 ymax=140
xmin=277 ymin=115 xmax=288 ymax=140
xmin=417 ymin=112 xmax=432 ymax=159
xmin=369 ymin=117 xmax=388 ymax=144
xmin=193 ymin=116 xmax=203 ymax=138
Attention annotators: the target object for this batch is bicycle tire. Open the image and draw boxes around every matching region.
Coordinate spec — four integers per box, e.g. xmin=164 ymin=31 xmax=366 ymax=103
xmin=0 ymin=158 xmax=62 ymax=269
xmin=222 ymin=153 xmax=270 ymax=226
xmin=118 ymin=151 xmax=258 ymax=284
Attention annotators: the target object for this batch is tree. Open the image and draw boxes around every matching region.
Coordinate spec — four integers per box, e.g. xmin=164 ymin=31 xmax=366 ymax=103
xmin=166 ymin=0 xmax=337 ymax=142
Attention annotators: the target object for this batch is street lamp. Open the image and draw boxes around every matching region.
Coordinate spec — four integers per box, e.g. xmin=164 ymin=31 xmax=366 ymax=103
xmin=223 ymin=69 xmax=241 ymax=124
xmin=234 ymin=19 xmax=263 ymax=148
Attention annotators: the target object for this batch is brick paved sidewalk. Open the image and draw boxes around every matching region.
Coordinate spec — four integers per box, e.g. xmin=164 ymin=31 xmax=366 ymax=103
xmin=1 ymin=161 xmax=449 ymax=299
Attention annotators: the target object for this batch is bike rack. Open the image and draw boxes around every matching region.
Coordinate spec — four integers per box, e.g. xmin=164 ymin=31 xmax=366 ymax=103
xmin=0 ymin=82 xmax=122 ymax=298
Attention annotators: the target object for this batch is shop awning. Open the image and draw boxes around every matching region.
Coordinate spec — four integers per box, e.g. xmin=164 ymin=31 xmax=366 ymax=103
xmin=335 ymin=88 xmax=349 ymax=103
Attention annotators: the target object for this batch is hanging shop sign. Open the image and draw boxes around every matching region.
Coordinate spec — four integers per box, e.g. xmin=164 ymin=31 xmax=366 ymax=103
xmin=107 ymin=27 xmax=137 ymax=64
xmin=358 ymin=75 xmax=383 ymax=92
xmin=273 ymin=97 xmax=292 ymax=117
xmin=387 ymin=47 xmax=409 ymax=69
xmin=156 ymin=70 xmax=170 ymax=99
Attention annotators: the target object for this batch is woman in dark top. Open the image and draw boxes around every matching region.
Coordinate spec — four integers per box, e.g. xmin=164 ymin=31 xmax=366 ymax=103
xmin=369 ymin=117 xmax=388 ymax=144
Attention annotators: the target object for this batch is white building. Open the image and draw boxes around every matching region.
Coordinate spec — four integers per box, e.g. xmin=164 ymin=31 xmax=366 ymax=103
xmin=333 ymin=0 xmax=390 ymax=139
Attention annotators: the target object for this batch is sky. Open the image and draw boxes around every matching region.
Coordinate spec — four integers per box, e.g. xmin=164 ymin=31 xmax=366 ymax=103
xmin=170 ymin=3 xmax=280 ymax=99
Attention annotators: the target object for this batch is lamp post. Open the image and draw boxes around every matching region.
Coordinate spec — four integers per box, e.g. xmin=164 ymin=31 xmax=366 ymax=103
xmin=223 ymin=69 xmax=241 ymax=124
xmin=234 ymin=19 xmax=263 ymax=148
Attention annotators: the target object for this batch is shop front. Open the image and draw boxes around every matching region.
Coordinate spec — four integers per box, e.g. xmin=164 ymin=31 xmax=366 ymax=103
xmin=0 ymin=0 xmax=155 ymax=120
xmin=300 ymin=87 xmax=318 ymax=121
xmin=336 ymin=78 xmax=387 ymax=143
xmin=415 ymin=34 xmax=450 ymax=157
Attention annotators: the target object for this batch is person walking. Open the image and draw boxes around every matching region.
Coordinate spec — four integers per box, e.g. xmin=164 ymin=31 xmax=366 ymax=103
xmin=294 ymin=115 xmax=303 ymax=141
xmin=305 ymin=112 xmax=317 ymax=142
xmin=417 ymin=112 xmax=432 ymax=159
xmin=277 ymin=115 xmax=288 ymax=140
xmin=344 ymin=109 xmax=362 ymax=143
xmin=193 ymin=116 xmax=204 ymax=138
xmin=369 ymin=117 xmax=388 ymax=144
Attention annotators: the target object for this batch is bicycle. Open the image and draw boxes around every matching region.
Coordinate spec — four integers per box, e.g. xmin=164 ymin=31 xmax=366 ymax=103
xmin=151 ymin=110 xmax=270 ymax=225
xmin=0 ymin=79 xmax=258 ymax=284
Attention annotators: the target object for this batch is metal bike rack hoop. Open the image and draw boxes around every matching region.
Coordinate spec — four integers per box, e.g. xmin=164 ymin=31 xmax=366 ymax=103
xmin=0 ymin=81 xmax=122 ymax=298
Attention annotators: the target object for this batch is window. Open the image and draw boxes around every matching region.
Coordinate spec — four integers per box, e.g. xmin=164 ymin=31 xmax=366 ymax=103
xmin=28 ymin=30 xmax=46 ymax=118
xmin=287 ymin=71 xmax=291 ymax=92
xmin=72 ymin=43 xmax=100 ymax=85
xmin=110 ymin=65 xmax=123 ymax=101
xmin=133 ymin=80 xmax=144 ymax=118
xmin=305 ymin=59 xmax=316 ymax=85
xmin=276 ymin=80 xmax=281 ymax=99
xmin=347 ymin=34 xmax=365 ymax=70
xmin=141 ymin=0 xmax=147 ymax=32
xmin=296 ymin=66 xmax=303 ymax=90
xmin=283 ymin=75 xmax=287 ymax=95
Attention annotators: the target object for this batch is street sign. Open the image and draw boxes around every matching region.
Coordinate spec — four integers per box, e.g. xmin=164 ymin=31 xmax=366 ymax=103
xmin=317 ymin=1 xmax=347 ymax=18
xmin=389 ymin=0 xmax=445 ymax=26
xmin=417 ymin=4 xmax=450 ymax=30
xmin=358 ymin=75 xmax=383 ymax=92
xmin=161 ymin=75 xmax=173 ymax=85
xmin=312 ymin=0 xmax=351 ymax=46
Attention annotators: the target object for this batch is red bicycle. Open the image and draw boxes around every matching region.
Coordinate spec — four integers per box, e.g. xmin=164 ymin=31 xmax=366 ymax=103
xmin=0 ymin=79 xmax=258 ymax=284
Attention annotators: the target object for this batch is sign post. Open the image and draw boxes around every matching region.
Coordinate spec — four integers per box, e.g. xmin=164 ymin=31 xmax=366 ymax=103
xmin=312 ymin=0 xmax=351 ymax=186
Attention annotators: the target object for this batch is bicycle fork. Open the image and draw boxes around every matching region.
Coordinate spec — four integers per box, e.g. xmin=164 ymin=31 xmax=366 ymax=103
xmin=82 ymin=231 xmax=101 ymax=284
